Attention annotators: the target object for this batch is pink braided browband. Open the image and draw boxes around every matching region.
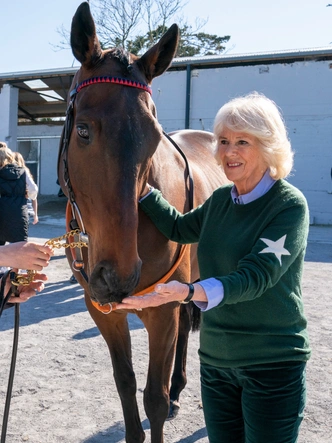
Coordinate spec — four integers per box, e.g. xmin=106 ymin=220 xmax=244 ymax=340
xmin=71 ymin=76 xmax=152 ymax=97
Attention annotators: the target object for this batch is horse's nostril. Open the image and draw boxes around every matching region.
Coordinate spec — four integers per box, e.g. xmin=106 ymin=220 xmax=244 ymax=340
xmin=89 ymin=260 xmax=141 ymax=304
xmin=98 ymin=266 xmax=112 ymax=285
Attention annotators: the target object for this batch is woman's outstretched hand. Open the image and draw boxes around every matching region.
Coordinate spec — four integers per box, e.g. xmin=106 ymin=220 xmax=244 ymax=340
xmin=117 ymin=280 xmax=190 ymax=310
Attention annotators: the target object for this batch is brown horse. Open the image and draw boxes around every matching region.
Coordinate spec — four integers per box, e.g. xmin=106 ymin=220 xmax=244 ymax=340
xmin=58 ymin=2 xmax=228 ymax=442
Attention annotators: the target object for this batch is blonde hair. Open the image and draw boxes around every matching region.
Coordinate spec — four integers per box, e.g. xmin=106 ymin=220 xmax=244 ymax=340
xmin=12 ymin=151 xmax=34 ymax=179
xmin=0 ymin=144 xmax=15 ymax=168
xmin=213 ymin=92 xmax=293 ymax=179
xmin=13 ymin=151 xmax=25 ymax=167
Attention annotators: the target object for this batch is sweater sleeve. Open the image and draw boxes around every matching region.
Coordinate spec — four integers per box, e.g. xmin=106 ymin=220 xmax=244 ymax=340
xmin=139 ymin=189 xmax=206 ymax=244
xmin=218 ymin=194 xmax=309 ymax=305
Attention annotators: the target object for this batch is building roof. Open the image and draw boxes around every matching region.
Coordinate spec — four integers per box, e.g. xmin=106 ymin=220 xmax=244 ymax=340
xmin=0 ymin=67 xmax=76 ymax=123
xmin=1 ymin=46 xmax=332 ymax=123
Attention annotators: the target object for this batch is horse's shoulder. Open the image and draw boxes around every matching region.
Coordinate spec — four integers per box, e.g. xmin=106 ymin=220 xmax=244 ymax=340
xmin=163 ymin=129 xmax=228 ymax=192
xmin=166 ymin=129 xmax=215 ymax=157
xmin=168 ymin=129 xmax=214 ymax=144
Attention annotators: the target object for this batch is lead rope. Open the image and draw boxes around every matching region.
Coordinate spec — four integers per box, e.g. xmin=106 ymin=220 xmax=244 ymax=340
xmin=0 ymin=304 xmax=19 ymax=443
xmin=0 ymin=271 xmax=21 ymax=443
xmin=0 ymin=233 xmax=88 ymax=442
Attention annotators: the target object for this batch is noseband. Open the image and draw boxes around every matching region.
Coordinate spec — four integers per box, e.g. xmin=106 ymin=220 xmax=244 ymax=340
xmin=59 ymin=74 xmax=193 ymax=313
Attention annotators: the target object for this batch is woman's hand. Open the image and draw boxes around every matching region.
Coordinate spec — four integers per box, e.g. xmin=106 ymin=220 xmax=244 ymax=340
xmin=117 ymin=281 xmax=191 ymax=310
xmin=2 ymin=271 xmax=48 ymax=304
xmin=140 ymin=183 xmax=154 ymax=199
xmin=0 ymin=242 xmax=53 ymax=271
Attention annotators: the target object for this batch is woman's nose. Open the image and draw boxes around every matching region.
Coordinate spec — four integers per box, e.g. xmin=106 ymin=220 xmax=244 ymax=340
xmin=224 ymin=143 xmax=237 ymax=155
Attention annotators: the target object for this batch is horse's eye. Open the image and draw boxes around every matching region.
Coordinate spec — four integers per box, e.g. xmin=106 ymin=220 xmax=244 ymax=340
xmin=77 ymin=126 xmax=89 ymax=139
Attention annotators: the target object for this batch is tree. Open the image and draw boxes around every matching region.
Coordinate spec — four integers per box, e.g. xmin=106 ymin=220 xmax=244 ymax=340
xmin=179 ymin=28 xmax=230 ymax=57
xmin=128 ymin=24 xmax=230 ymax=57
xmin=127 ymin=25 xmax=230 ymax=57
xmin=55 ymin=0 xmax=230 ymax=57
xmin=93 ymin=0 xmax=144 ymax=48
xmin=92 ymin=0 xmax=185 ymax=49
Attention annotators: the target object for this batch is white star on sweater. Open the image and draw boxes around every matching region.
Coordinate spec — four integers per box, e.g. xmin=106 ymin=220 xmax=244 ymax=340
xmin=259 ymin=235 xmax=291 ymax=266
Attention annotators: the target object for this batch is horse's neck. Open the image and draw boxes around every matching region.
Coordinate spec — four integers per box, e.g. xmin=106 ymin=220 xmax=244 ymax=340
xmin=149 ymin=139 xmax=181 ymax=188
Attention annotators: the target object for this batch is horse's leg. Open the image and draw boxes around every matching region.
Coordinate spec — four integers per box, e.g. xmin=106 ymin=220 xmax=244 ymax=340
xmin=142 ymin=304 xmax=180 ymax=443
xmin=169 ymin=303 xmax=192 ymax=418
xmin=86 ymin=295 xmax=145 ymax=443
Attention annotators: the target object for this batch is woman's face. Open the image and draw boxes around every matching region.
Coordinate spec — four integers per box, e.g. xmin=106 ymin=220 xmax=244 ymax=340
xmin=216 ymin=128 xmax=267 ymax=195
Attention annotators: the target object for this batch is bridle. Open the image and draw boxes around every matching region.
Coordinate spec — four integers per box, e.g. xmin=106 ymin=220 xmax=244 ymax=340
xmin=59 ymin=75 xmax=153 ymax=235
xmin=59 ymin=74 xmax=194 ymax=314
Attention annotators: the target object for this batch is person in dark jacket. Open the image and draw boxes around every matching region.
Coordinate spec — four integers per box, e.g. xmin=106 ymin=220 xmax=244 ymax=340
xmin=0 ymin=143 xmax=29 ymax=245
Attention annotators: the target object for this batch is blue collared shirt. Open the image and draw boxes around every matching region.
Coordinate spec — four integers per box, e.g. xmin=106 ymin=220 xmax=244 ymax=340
xmin=196 ymin=170 xmax=276 ymax=311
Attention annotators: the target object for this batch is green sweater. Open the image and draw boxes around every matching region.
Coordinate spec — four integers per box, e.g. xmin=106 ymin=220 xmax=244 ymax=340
xmin=140 ymin=180 xmax=311 ymax=368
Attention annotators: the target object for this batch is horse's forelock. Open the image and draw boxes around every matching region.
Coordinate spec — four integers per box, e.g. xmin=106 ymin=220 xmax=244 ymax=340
xmin=105 ymin=48 xmax=131 ymax=70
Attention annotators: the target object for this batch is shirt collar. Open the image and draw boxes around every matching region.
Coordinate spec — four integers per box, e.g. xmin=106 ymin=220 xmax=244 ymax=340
xmin=231 ymin=169 xmax=276 ymax=205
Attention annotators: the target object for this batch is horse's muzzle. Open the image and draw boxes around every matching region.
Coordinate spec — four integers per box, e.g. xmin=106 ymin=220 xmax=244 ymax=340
xmin=89 ymin=259 xmax=142 ymax=304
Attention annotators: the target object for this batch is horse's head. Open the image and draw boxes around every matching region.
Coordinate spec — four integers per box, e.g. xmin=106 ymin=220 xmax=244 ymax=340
xmin=58 ymin=2 xmax=179 ymax=305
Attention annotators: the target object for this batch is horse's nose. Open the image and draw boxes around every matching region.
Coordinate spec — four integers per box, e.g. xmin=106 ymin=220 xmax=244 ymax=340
xmin=89 ymin=259 xmax=142 ymax=304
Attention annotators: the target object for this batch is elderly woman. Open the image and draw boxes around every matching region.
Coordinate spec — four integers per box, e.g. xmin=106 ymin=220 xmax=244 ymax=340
xmin=118 ymin=92 xmax=311 ymax=443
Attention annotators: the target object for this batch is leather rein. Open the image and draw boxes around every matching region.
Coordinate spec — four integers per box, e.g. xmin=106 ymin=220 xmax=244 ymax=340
xmin=59 ymin=75 xmax=194 ymax=314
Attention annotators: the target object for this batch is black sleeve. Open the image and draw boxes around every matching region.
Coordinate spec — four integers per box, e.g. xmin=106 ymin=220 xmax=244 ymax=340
xmin=0 ymin=270 xmax=14 ymax=314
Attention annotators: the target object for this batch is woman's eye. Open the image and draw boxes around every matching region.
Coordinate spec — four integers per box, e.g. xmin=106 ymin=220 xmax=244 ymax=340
xmin=220 ymin=139 xmax=228 ymax=145
xmin=77 ymin=127 xmax=89 ymax=139
xmin=238 ymin=140 xmax=248 ymax=145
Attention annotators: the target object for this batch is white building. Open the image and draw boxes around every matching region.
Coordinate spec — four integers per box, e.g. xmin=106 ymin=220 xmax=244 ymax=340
xmin=1 ymin=47 xmax=332 ymax=224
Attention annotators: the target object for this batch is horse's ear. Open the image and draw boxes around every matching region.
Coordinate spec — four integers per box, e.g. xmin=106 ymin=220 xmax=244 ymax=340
xmin=70 ymin=2 xmax=102 ymax=68
xmin=137 ymin=24 xmax=179 ymax=83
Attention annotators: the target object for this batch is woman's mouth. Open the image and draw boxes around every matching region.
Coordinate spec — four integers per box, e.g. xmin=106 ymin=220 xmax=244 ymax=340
xmin=227 ymin=162 xmax=242 ymax=168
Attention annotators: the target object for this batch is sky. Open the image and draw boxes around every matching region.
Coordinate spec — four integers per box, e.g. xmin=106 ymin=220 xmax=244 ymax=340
xmin=1 ymin=0 xmax=331 ymax=74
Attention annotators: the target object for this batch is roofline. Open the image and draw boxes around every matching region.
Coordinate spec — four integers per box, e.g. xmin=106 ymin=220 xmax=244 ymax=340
xmin=0 ymin=67 xmax=78 ymax=82
xmin=1 ymin=46 xmax=332 ymax=80
xmin=170 ymin=46 xmax=332 ymax=68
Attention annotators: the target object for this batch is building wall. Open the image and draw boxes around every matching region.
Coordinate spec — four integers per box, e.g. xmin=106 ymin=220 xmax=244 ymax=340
xmin=0 ymin=85 xmax=18 ymax=149
xmin=153 ymin=70 xmax=187 ymax=131
xmin=15 ymin=58 xmax=332 ymax=225
xmin=17 ymin=125 xmax=62 ymax=195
